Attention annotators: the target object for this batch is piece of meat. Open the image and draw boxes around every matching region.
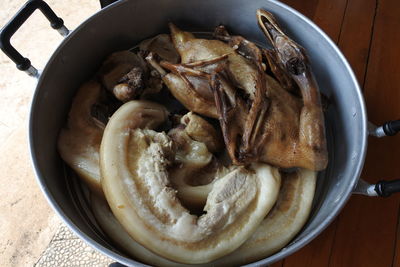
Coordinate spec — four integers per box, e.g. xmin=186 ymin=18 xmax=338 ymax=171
xmin=169 ymin=23 xmax=260 ymax=100
xmin=165 ymin=24 xmax=276 ymax=165
xmin=139 ymin=33 xmax=180 ymax=63
xmin=113 ymin=66 xmax=145 ymax=102
xmin=98 ymin=51 xmax=147 ymax=92
xmin=151 ymin=19 xmax=328 ymax=171
xmin=257 ymin=9 xmax=328 ymax=170
xmin=165 ymin=24 xmax=271 ymax=164
xmin=214 ymin=25 xmax=264 ymax=71
xmin=180 ymin=112 xmax=223 ymax=153
xmin=263 ymin=48 xmax=298 ymax=93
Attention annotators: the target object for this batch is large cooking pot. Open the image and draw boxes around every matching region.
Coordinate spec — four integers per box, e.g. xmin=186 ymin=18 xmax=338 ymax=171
xmin=1 ymin=0 xmax=400 ymax=266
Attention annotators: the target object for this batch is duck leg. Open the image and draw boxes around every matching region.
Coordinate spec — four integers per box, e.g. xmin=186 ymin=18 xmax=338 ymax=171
xmin=146 ymin=52 xmax=223 ymax=118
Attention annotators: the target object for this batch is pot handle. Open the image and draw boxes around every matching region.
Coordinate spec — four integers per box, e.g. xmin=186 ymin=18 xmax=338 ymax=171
xmin=369 ymin=120 xmax=400 ymax=137
xmin=353 ymin=120 xmax=400 ymax=197
xmin=353 ymin=178 xmax=400 ymax=197
xmin=0 ymin=0 xmax=69 ymax=78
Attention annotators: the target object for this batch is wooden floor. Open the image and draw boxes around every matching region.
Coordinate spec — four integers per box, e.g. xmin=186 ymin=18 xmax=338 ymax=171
xmin=271 ymin=1 xmax=400 ymax=266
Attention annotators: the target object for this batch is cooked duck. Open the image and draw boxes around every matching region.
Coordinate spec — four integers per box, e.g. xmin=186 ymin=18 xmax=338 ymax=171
xmin=151 ymin=15 xmax=327 ymax=170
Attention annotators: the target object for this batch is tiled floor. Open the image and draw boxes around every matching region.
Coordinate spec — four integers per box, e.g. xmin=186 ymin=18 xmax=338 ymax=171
xmin=35 ymin=225 xmax=112 ymax=267
xmin=0 ymin=1 xmax=113 ymax=266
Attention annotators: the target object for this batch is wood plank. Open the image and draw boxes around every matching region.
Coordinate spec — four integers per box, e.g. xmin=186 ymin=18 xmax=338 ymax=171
xmin=263 ymin=1 xmax=398 ymax=266
xmin=329 ymin=195 xmax=399 ymax=267
xmin=329 ymin=0 xmax=400 ymax=266
xmin=337 ymin=0 xmax=376 ymax=83
xmin=394 ymin=209 xmax=400 ymax=267
xmin=363 ymin=0 xmax=400 ymax=265
xmin=281 ymin=0 xmax=348 ymax=42
xmin=270 ymin=260 xmax=284 ymax=267
xmin=271 ymin=1 xmax=348 ymax=266
xmin=280 ymin=0 xmax=319 ymax=19
xmin=313 ymin=0 xmax=348 ymax=42
xmin=283 ymin=221 xmax=337 ymax=267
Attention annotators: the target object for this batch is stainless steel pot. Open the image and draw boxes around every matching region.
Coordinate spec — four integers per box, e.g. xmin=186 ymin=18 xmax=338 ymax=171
xmin=1 ymin=0 xmax=400 ymax=266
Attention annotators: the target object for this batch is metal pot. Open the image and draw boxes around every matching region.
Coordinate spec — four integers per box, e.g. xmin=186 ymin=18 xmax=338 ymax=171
xmin=1 ymin=0 xmax=400 ymax=266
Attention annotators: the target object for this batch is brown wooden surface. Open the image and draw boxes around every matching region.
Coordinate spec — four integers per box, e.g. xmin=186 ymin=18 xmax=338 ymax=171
xmin=271 ymin=0 xmax=400 ymax=266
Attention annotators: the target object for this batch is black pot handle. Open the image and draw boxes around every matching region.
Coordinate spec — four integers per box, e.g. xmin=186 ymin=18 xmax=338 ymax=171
xmin=369 ymin=120 xmax=400 ymax=137
xmin=0 ymin=0 xmax=69 ymax=77
xmin=354 ymin=120 xmax=400 ymax=197
xmin=375 ymin=180 xmax=400 ymax=197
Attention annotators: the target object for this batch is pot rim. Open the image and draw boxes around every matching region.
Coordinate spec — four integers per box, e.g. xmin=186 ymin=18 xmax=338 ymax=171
xmin=28 ymin=0 xmax=368 ymax=265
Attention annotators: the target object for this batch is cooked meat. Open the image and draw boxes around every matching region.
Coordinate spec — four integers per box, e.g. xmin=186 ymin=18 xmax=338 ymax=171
xmin=154 ymin=20 xmax=327 ymax=171
xmin=113 ymin=66 xmax=145 ymax=102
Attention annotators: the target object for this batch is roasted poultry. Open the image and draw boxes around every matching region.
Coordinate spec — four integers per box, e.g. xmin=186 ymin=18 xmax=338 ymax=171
xmin=153 ymin=10 xmax=327 ymax=171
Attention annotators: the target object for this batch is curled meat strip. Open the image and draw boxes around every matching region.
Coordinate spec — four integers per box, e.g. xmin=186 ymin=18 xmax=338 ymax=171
xmin=100 ymin=100 xmax=281 ymax=264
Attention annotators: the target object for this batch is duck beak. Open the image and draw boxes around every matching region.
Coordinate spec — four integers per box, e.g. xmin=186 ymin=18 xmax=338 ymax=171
xmin=256 ymin=9 xmax=285 ymax=45
xmin=257 ymin=9 xmax=307 ymax=76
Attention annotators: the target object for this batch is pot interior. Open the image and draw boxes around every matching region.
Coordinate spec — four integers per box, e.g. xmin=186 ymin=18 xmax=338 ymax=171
xmin=29 ymin=0 xmax=367 ymax=265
